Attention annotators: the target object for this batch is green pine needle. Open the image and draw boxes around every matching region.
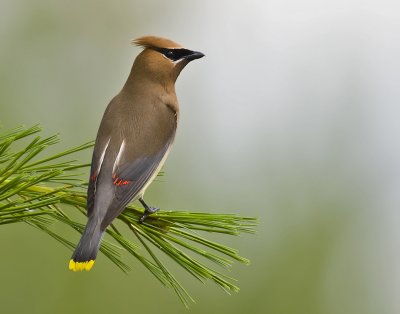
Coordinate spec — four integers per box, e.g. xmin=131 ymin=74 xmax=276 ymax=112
xmin=0 ymin=125 xmax=256 ymax=307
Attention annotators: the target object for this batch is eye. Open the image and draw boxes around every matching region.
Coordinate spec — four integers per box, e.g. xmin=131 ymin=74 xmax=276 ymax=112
xmin=165 ymin=50 xmax=174 ymax=58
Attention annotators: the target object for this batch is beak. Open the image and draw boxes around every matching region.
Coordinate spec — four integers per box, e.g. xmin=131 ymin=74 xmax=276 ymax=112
xmin=185 ymin=50 xmax=205 ymax=61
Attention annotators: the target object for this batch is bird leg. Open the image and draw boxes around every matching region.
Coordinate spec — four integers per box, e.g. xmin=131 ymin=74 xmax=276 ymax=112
xmin=139 ymin=197 xmax=159 ymax=223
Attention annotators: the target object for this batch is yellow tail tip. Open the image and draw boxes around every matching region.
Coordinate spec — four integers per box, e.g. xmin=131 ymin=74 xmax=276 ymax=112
xmin=69 ymin=259 xmax=95 ymax=272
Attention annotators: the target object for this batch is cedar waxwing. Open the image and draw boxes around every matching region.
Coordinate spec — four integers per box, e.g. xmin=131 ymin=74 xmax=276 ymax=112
xmin=69 ymin=36 xmax=204 ymax=272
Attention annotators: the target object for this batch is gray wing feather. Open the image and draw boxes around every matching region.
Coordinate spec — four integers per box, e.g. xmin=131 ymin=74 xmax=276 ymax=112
xmin=100 ymin=142 xmax=171 ymax=229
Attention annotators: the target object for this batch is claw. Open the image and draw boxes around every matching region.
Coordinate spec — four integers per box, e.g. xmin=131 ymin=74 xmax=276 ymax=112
xmin=138 ymin=198 xmax=159 ymax=223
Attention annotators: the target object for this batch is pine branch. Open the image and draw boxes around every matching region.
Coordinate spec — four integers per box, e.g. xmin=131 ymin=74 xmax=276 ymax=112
xmin=0 ymin=125 xmax=256 ymax=307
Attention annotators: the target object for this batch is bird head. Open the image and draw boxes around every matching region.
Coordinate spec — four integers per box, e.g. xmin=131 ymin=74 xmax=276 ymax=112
xmin=130 ymin=36 xmax=204 ymax=85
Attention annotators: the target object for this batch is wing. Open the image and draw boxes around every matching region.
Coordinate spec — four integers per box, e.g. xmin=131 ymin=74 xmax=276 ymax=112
xmin=111 ymin=145 xmax=170 ymax=207
xmin=102 ymin=142 xmax=171 ymax=224
xmin=87 ymin=136 xmax=111 ymax=217
xmin=100 ymin=137 xmax=175 ymax=229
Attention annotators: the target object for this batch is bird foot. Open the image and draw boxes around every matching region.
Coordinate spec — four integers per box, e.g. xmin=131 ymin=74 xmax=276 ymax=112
xmin=139 ymin=206 xmax=160 ymax=223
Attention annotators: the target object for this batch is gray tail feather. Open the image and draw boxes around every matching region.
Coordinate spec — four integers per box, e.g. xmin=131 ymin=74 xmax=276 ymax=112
xmin=71 ymin=219 xmax=104 ymax=262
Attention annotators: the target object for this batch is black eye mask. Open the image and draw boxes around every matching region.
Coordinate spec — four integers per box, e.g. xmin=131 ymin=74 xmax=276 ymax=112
xmin=155 ymin=48 xmax=194 ymax=61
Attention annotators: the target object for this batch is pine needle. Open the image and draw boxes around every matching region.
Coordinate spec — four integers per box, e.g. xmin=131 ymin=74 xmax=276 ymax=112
xmin=0 ymin=125 xmax=257 ymax=306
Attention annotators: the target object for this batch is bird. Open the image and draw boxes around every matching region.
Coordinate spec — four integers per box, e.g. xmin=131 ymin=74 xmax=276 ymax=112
xmin=69 ymin=36 xmax=204 ymax=272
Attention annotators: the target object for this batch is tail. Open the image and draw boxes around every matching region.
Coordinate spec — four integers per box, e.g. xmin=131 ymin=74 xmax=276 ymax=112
xmin=69 ymin=219 xmax=104 ymax=272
